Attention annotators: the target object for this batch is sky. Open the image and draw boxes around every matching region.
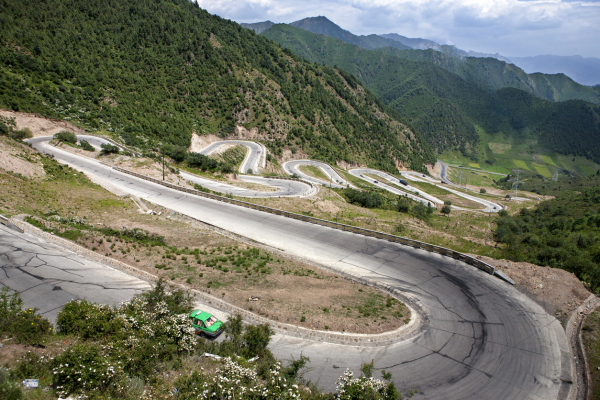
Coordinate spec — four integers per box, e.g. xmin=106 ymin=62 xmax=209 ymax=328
xmin=196 ymin=0 xmax=600 ymax=58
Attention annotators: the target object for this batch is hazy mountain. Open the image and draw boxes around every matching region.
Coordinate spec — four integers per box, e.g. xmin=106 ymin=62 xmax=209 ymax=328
xmin=380 ymin=33 xmax=512 ymax=63
xmin=240 ymin=21 xmax=275 ymax=34
xmin=509 ymin=55 xmax=600 ymax=86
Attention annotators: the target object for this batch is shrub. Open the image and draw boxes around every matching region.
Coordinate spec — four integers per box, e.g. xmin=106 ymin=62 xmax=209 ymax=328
xmin=162 ymin=144 xmax=187 ymax=163
xmin=344 ymin=189 xmax=384 ymax=208
xmin=397 ymin=198 xmax=411 ymax=213
xmin=56 ymin=300 xmax=120 ymax=339
xmin=0 ymin=368 xmax=22 ymax=400
xmin=52 ymin=343 xmax=120 ymax=397
xmin=498 ymin=209 xmax=508 ymax=217
xmin=54 ymin=131 xmax=77 ymax=143
xmin=186 ymin=152 xmax=218 ymax=170
xmin=79 ymin=140 xmax=95 ymax=151
xmin=11 ymin=128 xmax=33 ymax=141
xmin=100 ymin=143 xmax=120 ymax=154
xmin=441 ymin=205 xmax=451 ymax=216
xmin=0 ymin=288 xmax=52 ymax=346
xmin=480 ymin=188 xmax=487 ymax=194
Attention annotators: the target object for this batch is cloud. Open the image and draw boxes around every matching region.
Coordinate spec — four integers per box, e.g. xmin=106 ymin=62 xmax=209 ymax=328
xmin=196 ymin=0 xmax=600 ymax=58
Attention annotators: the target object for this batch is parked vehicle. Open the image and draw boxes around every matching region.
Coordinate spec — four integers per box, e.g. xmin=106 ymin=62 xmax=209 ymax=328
xmin=399 ymin=179 xmax=408 ymax=186
xmin=189 ymin=309 xmax=223 ymax=338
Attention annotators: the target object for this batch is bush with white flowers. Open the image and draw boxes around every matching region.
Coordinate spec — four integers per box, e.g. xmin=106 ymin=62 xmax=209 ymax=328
xmin=336 ymin=369 xmax=400 ymax=400
xmin=174 ymin=357 xmax=303 ymax=400
xmin=52 ymin=343 xmax=121 ymax=397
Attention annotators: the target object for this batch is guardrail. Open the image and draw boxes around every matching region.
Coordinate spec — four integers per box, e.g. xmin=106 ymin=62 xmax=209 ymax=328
xmin=0 ymin=214 xmax=24 ymax=233
xmin=112 ymin=166 xmax=495 ymax=275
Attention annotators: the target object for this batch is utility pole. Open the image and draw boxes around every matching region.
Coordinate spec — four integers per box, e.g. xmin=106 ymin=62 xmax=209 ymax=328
xmin=162 ymin=148 xmax=165 ymax=181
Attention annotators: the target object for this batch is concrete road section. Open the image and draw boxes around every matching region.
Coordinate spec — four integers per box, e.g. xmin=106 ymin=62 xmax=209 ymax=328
xmin=26 ymin=138 xmax=571 ymax=399
xmin=349 ymin=169 xmax=442 ymax=207
xmin=180 ymin=170 xmax=313 ymax=198
xmin=197 ymin=140 xmax=266 ymax=175
xmin=283 ymin=160 xmax=351 ymax=188
xmin=0 ymin=224 xmax=151 ymax=323
xmin=403 ymin=166 xmax=502 ymax=213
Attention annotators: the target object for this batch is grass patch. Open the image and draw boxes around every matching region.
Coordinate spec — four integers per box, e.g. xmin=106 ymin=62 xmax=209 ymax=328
xmin=469 ymin=163 xmax=481 ymax=169
xmin=532 ymin=163 xmax=552 ymax=178
xmin=299 ymin=165 xmax=329 ymax=182
xmin=512 ymin=159 xmax=530 ymax=170
xmin=540 ymin=155 xmax=558 ymax=167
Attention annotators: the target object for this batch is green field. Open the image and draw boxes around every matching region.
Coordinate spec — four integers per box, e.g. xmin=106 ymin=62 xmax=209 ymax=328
xmin=540 ymin=155 xmax=557 ymax=167
xmin=512 ymin=159 xmax=529 ymax=170
xmin=439 ymin=124 xmax=600 ymax=184
xmin=532 ymin=163 xmax=551 ymax=178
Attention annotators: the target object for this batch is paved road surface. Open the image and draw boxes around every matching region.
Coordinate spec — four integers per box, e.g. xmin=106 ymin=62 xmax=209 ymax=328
xmin=198 ymin=140 xmax=266 ymax=174
xmin=283 ymin=160 xmax=351 ymax=188
xmin=349 ymin=169 xmax=442 ymax=207
xmin=0 ymin=224 xmax=151 ymax=323
xmin=403 ymin=167 xmax=502 ymax=213
xmin=180 ymin=171 xmax=313 ymax=198
xmin=21 ymin=137 xmax=571 ymax=399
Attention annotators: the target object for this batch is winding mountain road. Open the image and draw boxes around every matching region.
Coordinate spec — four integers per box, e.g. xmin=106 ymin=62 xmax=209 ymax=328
xmin=283 ymin=160 xmax=352 ymax=188
xmin=13 ymin=136 xmax=573 ymax=399
xmin=198 ymin=140 xmax=266 ymax=175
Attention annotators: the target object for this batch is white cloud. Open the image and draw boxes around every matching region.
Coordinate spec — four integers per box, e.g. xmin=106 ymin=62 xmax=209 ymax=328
xmin=196 ymin=0 xmax=600 ymax=58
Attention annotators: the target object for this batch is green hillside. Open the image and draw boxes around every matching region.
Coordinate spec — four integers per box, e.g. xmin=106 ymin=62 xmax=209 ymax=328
xmin=0 ymin=0 xmax=434 ymax=172
xmin=262 ymin=24 xmax=600 ymax=166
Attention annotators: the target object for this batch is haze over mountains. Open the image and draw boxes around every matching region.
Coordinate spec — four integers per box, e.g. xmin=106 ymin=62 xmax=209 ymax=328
xmin=242 ymin=16 xmax=600 ymax=87
xmin=258 ymin=22 xmax=600 ymax=164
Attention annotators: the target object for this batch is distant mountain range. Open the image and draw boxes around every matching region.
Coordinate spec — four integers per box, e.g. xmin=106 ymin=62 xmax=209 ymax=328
xmin=242 ymin=17 xmax=600 ymax=87
xmin=244 ymin=16 xmax=411 ymax=52
xmin=379 ymin=33 xmax=512 ymax=63
xmin=508 ymin=55 xmax=600 ymax=87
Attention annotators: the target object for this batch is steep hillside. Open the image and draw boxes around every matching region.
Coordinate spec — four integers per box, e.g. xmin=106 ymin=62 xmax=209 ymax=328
xmin=0 ymin=0 xmax=434 ymax=172
xmin=262 ymin=24 xmax=600 ymax=163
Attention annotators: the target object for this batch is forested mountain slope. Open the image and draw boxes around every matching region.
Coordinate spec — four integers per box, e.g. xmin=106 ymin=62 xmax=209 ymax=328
xmin=0 ymin=0 xmax=434 ymax=171
xmin=262 ymin=24 xmax=600 ymax=163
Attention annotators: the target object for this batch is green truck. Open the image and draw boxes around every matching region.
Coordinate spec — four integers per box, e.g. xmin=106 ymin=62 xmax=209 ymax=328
xmin=189 ymin=309 xmax=223 ymax=338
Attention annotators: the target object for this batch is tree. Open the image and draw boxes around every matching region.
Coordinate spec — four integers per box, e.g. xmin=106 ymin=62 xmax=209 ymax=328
xmin=480 ymin=188 xmax=487 ymax=194
xmin=441 ymin=205 xmax=451 ymax=216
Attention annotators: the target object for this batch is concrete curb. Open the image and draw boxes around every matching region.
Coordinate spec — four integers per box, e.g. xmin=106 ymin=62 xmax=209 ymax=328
xmin=10 ymin=217 xmax=426 ymax=347
xmin=112 ymin=165 xmax=496 ymax=276
xmin=565 ymin=294 xmax=600 ymax=400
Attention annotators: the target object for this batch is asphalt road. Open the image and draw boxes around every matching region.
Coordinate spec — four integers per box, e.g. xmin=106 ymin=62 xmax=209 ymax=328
xmin=349 ymin=169 xmax=442 ymax=207
xmin=198 ymin=140 xmax=266 ymax=174
xmin=180 ymin=170 xmax=313 ymax=198
xmin=283 ymin=160 xmax=351 ymax=188
xmin=22 ymin=137 xmax=570 ymax=399
xmin=403 ymin=167 xmax=503 ymax=213
xmin=0 ymin=224 xmax=151 ymax=323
